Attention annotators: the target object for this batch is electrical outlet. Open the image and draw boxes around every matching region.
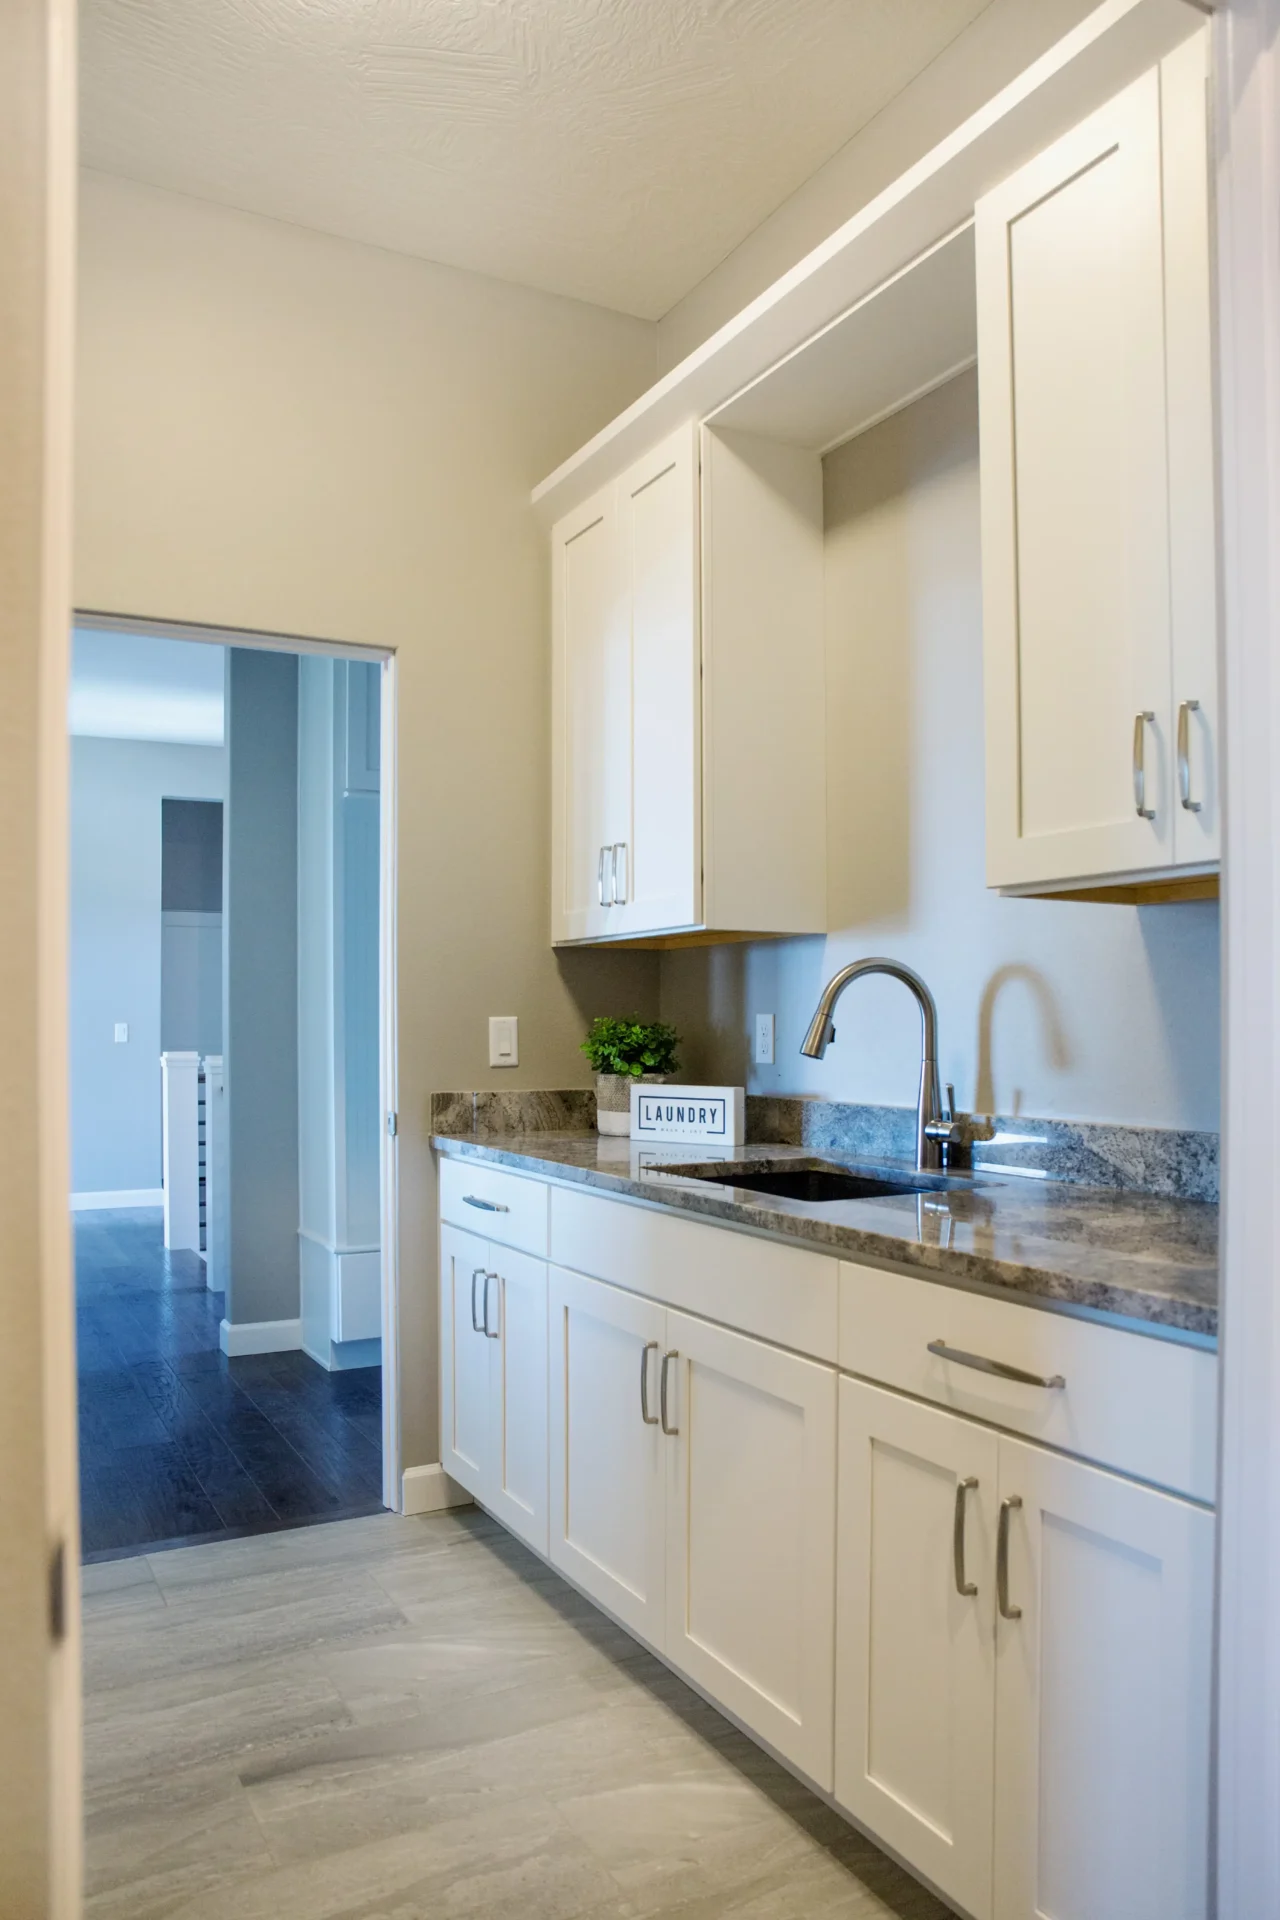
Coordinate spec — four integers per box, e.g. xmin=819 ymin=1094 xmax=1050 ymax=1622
xmin=114 ymin=1022 xmax=128 ymax=1044
xmin=754 ymin=1013 xmax=775 ymax=1065
xmin=489 ymin=1016 xmax=519 ymax=1068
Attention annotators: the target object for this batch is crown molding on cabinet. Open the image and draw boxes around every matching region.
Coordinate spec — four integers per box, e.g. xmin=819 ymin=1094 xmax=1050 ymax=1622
xmin=532 ymin=0 xmax=1210 ymax=526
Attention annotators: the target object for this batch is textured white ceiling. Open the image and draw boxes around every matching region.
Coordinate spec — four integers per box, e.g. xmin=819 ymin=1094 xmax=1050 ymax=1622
xmin=80 ymin=0 xmax=992 ymax=319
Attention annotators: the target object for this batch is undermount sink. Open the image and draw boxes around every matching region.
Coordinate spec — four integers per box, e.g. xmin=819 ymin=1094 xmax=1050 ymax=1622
xmin=678 ymin=1162 xmax=950 ymax=1203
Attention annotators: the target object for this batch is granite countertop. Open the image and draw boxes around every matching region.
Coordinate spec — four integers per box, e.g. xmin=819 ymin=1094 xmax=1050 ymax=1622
xmin=432 ymin=1129 xmax=1219 ymax=1341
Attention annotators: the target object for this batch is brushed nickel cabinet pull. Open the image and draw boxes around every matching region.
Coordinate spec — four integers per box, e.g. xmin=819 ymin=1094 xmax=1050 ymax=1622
xmin=954 ymin=1476 xmax=979 ymax=1597
xmin=612 ymin=842 xmax=628 ymax=906
xmin=470 ymin=1267 xmax=486 ymax=1334
xmin=997 ymin=1495 xmax=1023 ymax=1620
xmin=928 ymin=1339 xmax=1065 ymax=1391
xmin=598 ymin=845 xmax=609 ymax=908
xmin=483 ymin=1271 xmax=501 ymax=1340
xmin=639 ymin=1340 xmax=659 ymax=1426
xmin=1133 ymin=710 xmax=1156 ymax=819
xmin=1178 ymin=699 xmax=1202 ymax=811
xmin=463 ymin=1194 xmax=509 ymax=1213
xmin=660 ymin=1349 xmax=680 ymax=1436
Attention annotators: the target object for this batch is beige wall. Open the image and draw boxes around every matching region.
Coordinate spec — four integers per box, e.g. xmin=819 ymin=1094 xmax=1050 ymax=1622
xmin=1 ymin=1 xmax=80 ymax=1911
xmin=662 ymin=373 xmax=1221 ymax=1131
xmin=75 ymin=170 xmax=661 ymax=1472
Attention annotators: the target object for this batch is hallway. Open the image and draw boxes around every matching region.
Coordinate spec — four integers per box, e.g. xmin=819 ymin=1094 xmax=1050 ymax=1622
xmin=77 ymin=1208 xmax=383 ymax=1559
xmin=81 ymin=1508 xmax=947 ymax=1920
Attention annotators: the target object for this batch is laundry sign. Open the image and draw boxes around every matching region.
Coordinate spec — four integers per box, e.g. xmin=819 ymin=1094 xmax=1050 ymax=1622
xmin=630 ymin=1084 xmax=746 ymax=1145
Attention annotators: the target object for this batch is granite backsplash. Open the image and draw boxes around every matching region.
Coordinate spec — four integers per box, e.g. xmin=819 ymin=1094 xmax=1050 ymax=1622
xmin=430 ymin=1089 xmax=1218 ymax=1204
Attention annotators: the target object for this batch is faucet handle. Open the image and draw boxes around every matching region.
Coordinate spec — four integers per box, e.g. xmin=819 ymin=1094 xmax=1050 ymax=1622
xmin=945 ymin=1083 xmax=956 ymax=1123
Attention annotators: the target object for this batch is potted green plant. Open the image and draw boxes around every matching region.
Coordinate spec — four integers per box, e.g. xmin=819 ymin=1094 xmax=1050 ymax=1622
xmin=581 ymin=1016 xmax=681 ymax=1135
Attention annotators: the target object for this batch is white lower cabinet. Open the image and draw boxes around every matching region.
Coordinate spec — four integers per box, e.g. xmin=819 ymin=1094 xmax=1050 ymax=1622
xmin=440 ymin=1223 xmax=549 ymax=1555
xmin=836 ymin=1379 xmax=999 ymax=1920
xmin=548 ymin=1267 xmax=838 ymax=1787
xmin=992 ymin=1437 xmax=1213 ymax=1920
xmin=442 ymin=1175 xmax=1215 ymax=1919
xmin=665 ymin=1309 xmax=837 ymax=1785
xmin=835 ymin=1378 xmax=1213 ymax=1920
xmin=547 ymin=1264 xmax=667 ymax=1642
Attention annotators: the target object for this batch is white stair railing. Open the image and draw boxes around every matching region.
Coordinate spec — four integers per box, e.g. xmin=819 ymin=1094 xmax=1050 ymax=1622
xmin=159 ymin=1051 xmax=201 ymax=1253
xmin=203 ymin=1054 xmax=228 ymax=1294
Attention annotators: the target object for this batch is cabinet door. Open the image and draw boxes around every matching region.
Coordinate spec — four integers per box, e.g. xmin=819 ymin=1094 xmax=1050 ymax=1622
xmin=664 ymin=1311 xmax=837 ymax=1787
xmin=439 ymin=1223 xmax=493 ymax=1501
xmin=993 ymin=1438 xmax=1213 ymax=1920
xmin=1162 ymin=30 xmax=1220 ymax=865
xmin=547 ymin=1266 xmax=666 ymax=1642
xmin=487 ymin=1245 xmax=549 ymax=1555
xmin=835 ymin=1379 xmax=998 ymax=1919
xmin=978 ymin=70 xmax=1176 ymax=888
xmin=551 ymin=482 xmax=631 ymax=942
xmin=615 ymin=426 xmax=701 ymax=936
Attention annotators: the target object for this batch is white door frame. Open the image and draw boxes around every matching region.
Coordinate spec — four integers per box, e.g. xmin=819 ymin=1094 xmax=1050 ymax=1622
xmin=74 ymin=609 xmax=402 ymax=1511
xmin=1211 ymin=4 xmax=1280 ymax=1914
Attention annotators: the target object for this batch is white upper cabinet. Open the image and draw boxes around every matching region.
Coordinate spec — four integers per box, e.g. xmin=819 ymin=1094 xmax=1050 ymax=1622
xmin=550 ymin=421 xmax=825 ymax=945
xmin=977 ymin=31 xmax=1219 ymax=895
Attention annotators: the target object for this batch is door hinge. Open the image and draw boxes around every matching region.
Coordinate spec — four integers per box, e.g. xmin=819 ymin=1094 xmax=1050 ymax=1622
xmin=49 ymin=1538 xmax=67 ymax=1645
xmin=387 ymin=1111 xmax=398 ymax=1137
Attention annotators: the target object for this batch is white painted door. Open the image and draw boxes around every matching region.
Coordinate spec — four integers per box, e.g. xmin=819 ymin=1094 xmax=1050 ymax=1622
xmin=978 ymin=70 xmax=1177 ymax=888
xmin=1161 ymin=30 xmax=1220 ymax=866
xmin=548 ymin=1266 xmax=666 ymax=1642
xmin=993 ymin=1437 xmax=1213 ymax=1920
xmin=835 ymin=1379 xmax=998 ymax=1920
xmin=488 ymin=1244 xmax=549 ymax=1555
xmin=664 ymin=1310 xmax=837 ymax=1787
xmin=439 ymin=1223 xmax=493 ymax=1502
xmin=615 ymin=426 xmax=701 ymax=936
xmin=551 ymin=481 xmax=631 ymax=941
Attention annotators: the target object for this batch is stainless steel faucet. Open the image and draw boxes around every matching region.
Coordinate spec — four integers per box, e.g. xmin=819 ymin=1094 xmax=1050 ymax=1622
xmin=800 ymin=957 xmax=955 ymax=1172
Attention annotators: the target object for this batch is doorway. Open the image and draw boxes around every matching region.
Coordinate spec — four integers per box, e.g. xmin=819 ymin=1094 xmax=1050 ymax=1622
xmin=70 ymin=616 xmax=399 ymax=1558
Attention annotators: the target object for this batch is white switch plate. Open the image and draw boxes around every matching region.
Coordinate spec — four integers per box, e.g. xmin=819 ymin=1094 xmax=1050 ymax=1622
xmin=754 ymin=1013 xmax=775 ymax=1065
xmin=489 ymin=1016 xmax=519 ymax=1068
xmin=114 ymin=1022 xmax=129 ymax=1044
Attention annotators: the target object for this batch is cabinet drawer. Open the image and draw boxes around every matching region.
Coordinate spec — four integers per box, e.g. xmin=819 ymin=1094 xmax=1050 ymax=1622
xmin=551 ymin=1184 xmax=837 ymax=1362
xmin=439 ymin=1157 xmax=548 ymax=1255
xmin=839 ymin=1261 xmax=1216 ymax=1502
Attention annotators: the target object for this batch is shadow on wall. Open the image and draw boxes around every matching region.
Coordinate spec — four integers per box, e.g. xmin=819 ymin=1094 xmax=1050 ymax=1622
xmin=973 ymin=962 xmax=1072 ymax=1117
xmin=1136 ymin=900 xmax=1222 ymax=1125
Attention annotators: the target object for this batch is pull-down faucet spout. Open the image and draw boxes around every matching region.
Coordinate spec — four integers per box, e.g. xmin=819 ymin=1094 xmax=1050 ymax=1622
xmin=800 ymin=957 xmax=948 ymax=1172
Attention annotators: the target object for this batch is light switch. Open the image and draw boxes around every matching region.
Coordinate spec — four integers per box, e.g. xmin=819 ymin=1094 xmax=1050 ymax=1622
xmin=489 ymin=1016 xmax=519 ymax=1068
xmin=754 ymin=1013 xmax=775 ymax=1065
xmin=114 ymin=1022 xmax=129 ymax=1045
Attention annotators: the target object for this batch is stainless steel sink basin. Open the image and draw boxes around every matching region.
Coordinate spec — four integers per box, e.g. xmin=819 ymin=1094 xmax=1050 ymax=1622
xmin=675 ymin=1162 xmax=950 ymax=1203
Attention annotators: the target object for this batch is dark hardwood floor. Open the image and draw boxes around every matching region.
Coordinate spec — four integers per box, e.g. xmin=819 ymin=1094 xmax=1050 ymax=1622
xmin=76 ymin=1208 xmax=384 ymax=1562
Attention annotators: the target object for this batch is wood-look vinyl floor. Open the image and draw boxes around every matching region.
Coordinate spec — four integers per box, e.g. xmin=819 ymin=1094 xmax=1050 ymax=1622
xmin=76 ymin=1209 xmax=384 ymax=1560
xmin=82 ymin=1508 xmax=952 ymax=1920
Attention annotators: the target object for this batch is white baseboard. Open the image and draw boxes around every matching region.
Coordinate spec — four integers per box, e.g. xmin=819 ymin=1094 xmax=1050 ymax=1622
xmin=401 ymin=1463 xmax=472 ymax=1516
xmin=70 ymin=1188 xmax=164 ymax=1212
xmin=219 ymin=1317 xmax=302 ymax=1357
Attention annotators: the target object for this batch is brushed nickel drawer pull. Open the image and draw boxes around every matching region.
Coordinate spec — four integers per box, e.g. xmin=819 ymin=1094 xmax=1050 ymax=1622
xmin=997 ymin=1495 xmax=1023 ymax=1620
xmin=639 ymin=1340 xmax=659 ymax=1426
xmin=928 ymin=1338 xmax=1065 ymax=1391
xmin=953 ymin=1476 xmax=978 ymax=1597
xmin=463 ymin=1194 xmax=509 ymax=1213
xmin=470 ymin=1267 xmax=486 ymax=1334
xmin=659 ymin=1349 xmax=680 ymax=1436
